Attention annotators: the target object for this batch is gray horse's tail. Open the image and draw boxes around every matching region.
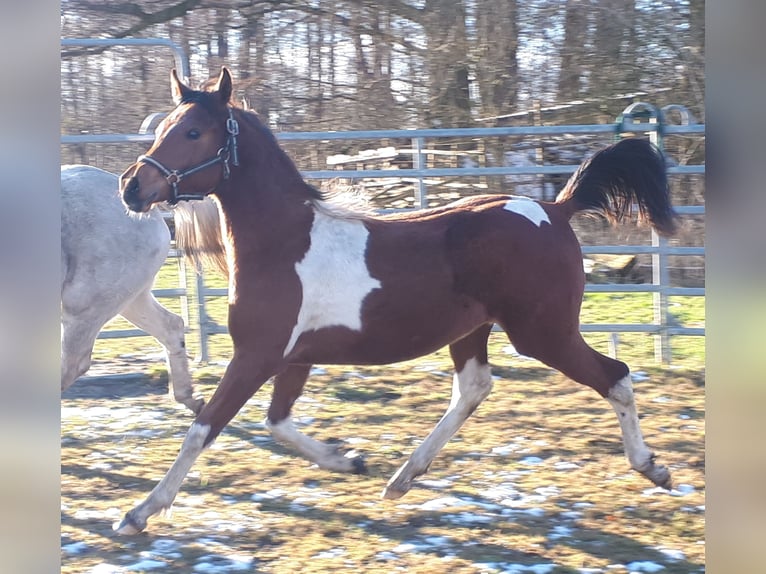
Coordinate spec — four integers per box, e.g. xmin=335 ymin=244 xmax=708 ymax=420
xmin=172 ymin=198 xmax=229 ymax=277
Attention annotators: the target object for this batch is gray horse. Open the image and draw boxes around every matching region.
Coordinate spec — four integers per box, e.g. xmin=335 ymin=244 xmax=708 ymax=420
xmin=61 ymin=165 xmax=203 ymax=413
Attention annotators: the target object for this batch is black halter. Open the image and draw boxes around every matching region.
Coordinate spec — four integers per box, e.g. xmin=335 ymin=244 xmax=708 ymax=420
xmin=137 ymin=107 xmax=240 ymax=204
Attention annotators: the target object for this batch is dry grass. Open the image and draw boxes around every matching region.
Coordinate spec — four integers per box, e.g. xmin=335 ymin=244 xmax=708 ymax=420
xmin=62 ymin=331 xmax=705 ymax=573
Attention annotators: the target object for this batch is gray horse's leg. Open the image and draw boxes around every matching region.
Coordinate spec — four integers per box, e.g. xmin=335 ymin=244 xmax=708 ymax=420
xmin=120 ymin=288 xmax=203 ymax=414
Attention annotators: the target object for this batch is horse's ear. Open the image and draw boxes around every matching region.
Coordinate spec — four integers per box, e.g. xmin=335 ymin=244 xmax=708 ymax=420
xmin=170 ymin=69 xmax=192 ymax=106
xmin=215 ymin=67 xmax=233 ymax=104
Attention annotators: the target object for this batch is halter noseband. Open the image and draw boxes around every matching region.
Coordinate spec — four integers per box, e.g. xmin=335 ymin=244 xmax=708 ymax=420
xmin=137 ymin=107 xmax=240 ymax=204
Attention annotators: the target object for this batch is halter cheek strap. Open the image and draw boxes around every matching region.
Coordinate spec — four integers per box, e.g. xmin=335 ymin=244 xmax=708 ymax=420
xmin=137 ymin=107 xmax=240 ymax=204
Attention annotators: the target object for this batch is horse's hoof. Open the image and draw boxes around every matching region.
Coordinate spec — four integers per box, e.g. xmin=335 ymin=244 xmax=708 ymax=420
xmin=380 ymin=485 xmax=407 ymax=500
xmin=190 ymin=397 xmax=205 ymax=415
xmin=349 ymin=455 xmax=367 ymax=475
xmin=649 ymin=465 xmax=673 ymax=490
xmin=113 ymin=512 xmax=145 ymax=535
xmin=638 ymin=460 xmax=672 ymax=490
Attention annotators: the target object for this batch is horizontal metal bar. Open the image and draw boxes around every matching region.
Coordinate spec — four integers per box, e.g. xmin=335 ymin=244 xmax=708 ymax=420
xmin=581 ymin=245 xmax=705 ymax=255
xmin=584 ymin=285 xmax=705 ymax=295
xmin=298 ymin=165 xmax=703 ymax=179
xmin=662 ymin=124 xmax=707 ymax=135
xmin=668 ymin=327 xmax=705 ymax=336
xmin=675 ymin=206 xmax=705 ymax=215
xmin=585 ymin=284 xmax=662 ymax=293
xmin=277 ymin=125 xmax=620 ymax=140
xmin=580 ymin=324 xmax=660 ymax=333
xmin=200 ymin=288 xmax=228 ymax=297
xmin=61 ymin=134 xmax=155 ymax=144
xmin=666 ymin=287 xmax=705 ymax=296
xmin=61 ymin=126 xmax=706 ymax=145
xmin=151 ymin=288 xmax=187 ymax=297
xmin=96 ymin=328 xmax=152 ymax=339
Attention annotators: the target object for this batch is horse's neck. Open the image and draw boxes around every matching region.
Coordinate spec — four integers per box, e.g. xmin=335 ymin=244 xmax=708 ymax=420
xmin=216 ymin=180 xmax=315 ymax=267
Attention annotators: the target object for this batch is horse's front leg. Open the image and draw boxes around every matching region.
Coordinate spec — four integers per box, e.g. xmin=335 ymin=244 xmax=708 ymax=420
xmin=119 ymin=288 xmax=204 ymax=414
xmin=383 ymin=325 xmax=493 ymax=499
xmin=114 ymin=352 xmax=281 ymax=534
xmin=265 ymin=364 xmax=366 ymax=473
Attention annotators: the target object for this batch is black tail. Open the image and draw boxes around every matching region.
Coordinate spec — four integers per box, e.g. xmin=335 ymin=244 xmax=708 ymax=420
xmin=555 ymin=138 xmax=678 ymax=236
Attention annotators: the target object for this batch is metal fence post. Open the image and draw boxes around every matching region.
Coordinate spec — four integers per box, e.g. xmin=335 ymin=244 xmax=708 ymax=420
xmin=618 ymin=102 xmax=672 ymax=364
xmin=647 ymin=110 xmax=671 ymax=364
xmin=412 ymin=137 xmax=428 ymax=209
xmin=195 ymin=272 xmax=210 ymax=364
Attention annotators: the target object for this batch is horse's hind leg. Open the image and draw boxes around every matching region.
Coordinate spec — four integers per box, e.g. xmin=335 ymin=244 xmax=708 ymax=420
xmin=507 ymin=325 xmax=672 ymax=490
xmin=383 ymin=324 xmax=494 ymax=499
xmin=61 ymin=314 xmax=104 ymax=391
xmin=265 ymin=364 xmax=365 ymax=473
xmin=120 ymin=288 xmax=204 ymax=414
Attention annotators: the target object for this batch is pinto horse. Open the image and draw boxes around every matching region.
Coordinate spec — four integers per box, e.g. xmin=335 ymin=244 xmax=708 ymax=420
xmin=115 ymin=67 xmax=677 ymax=534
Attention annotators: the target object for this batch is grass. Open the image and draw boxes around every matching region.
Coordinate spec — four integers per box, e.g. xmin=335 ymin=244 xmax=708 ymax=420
xmin=68 ymin=254 xmax=705 ymax=573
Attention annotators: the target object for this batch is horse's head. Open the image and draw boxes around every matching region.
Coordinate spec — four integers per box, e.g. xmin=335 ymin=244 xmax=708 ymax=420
xmin=120 ymin=67 xmax=238 ymax=212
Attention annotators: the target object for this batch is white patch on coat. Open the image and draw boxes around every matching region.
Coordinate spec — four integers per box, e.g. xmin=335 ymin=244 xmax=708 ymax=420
xmin=503 ymin=196 xmax=551 ymax=227
xmin=283 ymin=210 xmax=381 ymax=357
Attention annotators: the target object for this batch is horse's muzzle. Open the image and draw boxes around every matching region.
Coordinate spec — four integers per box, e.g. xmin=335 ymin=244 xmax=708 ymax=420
xmin=120 ymin=174 xmax=155 ymax=213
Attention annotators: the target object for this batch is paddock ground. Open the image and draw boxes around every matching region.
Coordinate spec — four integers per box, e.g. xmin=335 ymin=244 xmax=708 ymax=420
xmin=62 ymin=340 xmax=705 ymax=573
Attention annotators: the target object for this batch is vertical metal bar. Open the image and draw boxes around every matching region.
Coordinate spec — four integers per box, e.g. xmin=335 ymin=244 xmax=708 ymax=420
xmin=177 ymin=252 xmax=190 ymax=328
xmin=412 ymin=137 xmax=428 ymax=209
xmin=195 ymin=271 xmax=210 ymax=364
xmin=608 ymin=332 xmax=620 ymax=359
xmin=649 ymin=123 xmax=671 ymax=364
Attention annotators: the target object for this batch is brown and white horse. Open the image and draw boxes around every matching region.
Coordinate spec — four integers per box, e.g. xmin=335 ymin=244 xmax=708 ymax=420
xmin=115 ymin=67 xmax=677 ymax=534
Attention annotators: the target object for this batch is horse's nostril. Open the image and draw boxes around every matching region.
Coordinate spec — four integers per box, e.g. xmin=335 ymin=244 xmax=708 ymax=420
xmin=124 ymin=176 xmax=139 ymax=198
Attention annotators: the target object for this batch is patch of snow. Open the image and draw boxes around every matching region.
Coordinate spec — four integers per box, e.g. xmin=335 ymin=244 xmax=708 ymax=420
xmin=625 ymin=560 xmax=665 ymax=572
xmin=151 ymin=539 xmax=181 ymax=553
xmin=519 ymin=456 xmax=544 ymax=465
xmin=87 ymin=565 xmax=126 ymax=574
xmin=642 ymin=483 xmax=695 ymax=497
xmin=653 ymin=547 xmax=686 ymax=561
xmin=631 ymin=371 xmax=650 ymax=381
xmin=548 ymin=525 xmax=573 ymax=540
xmin=62 ymin=541 xmax=89 ymax=555
xmin=250 ymin=488 xmax=286 ymax=501
xmin=374 ymin=551 xmax=398 ymax=561
xmin=553 ymin=461 xmax=580 ymax=470
xmin=448 ymin=512 xmax=496 ymax=525
xmin=313 ymin=547 xmax=346 ymax=559
xmin=126 ymin=559 xmax=166 ymax=571
xmin=418 ymin=478 xmax=454 ymax=489
xmin=193 ymin=554 xmax=253 ymax=572
xmin=492 ymin=443 xmax=522 ymax=456
xmin=534 ymin=486 xmax=560 ymax=497
xmin=415 ymin=496 xmax=469 ymax=511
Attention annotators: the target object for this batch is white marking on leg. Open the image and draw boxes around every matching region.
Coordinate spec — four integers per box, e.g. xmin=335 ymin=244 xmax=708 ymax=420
xmin=383 ymin=357 xmax=492 ymax=499
xmin=284 ymin=210 xmax=381 ymax=356
xmin=606 ymin=374 xmax=671 ymax=488
xmin=503 ymin=196 xmax=550 ymax=227
xmin=114 ymin=422 xmax=211 ymax=534
xmin=606 ymin=375 xmax=653 ymax=470
xmin=266 ymin=417 xmax=357 ymax=472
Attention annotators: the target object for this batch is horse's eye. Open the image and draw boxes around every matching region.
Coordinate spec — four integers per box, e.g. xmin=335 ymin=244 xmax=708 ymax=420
xmin=188 ymin=129 xmax=201 ymax=140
